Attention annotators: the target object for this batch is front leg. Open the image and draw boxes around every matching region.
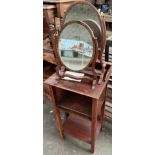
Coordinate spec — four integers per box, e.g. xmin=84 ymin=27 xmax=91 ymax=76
xmin=91 ymin=99 xmax=98 ymax=153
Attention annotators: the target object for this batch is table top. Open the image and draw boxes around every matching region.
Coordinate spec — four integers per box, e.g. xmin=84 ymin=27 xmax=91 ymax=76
xmin=44 ymin=73 xmax=107 ymax=99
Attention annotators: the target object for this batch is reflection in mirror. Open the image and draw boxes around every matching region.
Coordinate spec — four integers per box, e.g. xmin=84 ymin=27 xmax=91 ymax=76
xmin=64 ymin=4 xmax=100 ymax=25
xmin=84 ymin=19 xmax=101 ymax=47
xmin=59 ymin=23 xmax=93 ymax=71
xmin=64 ymin=3 xmax=102 ymax=48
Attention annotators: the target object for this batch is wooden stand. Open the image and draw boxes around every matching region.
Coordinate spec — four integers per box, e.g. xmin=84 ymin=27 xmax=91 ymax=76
xmin=44 ymin=64 xmax=111 ymax=153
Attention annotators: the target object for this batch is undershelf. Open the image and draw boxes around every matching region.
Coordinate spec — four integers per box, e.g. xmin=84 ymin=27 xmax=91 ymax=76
xmin=57 ymin=92 xmax=92 ymax=119
xmin=63 ymin=114 xmax=101 ymax=144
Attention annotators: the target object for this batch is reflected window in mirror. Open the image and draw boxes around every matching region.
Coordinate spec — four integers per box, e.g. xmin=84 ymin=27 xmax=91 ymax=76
xmin=59 ymin=23 xmax=94 ymax=71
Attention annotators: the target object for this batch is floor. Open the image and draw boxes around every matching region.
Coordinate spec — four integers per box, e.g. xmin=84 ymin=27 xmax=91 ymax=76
xmin=43 ymin=97 xmax=112 ymax=155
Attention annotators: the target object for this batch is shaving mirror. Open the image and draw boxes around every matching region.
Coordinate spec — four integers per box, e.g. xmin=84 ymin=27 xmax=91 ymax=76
xmin=58 ymin=21 xmax=94 ymax=71
xmin=63 ymin=1 xmax=106 ymax=53
xmin=53 ymin=1 xmax=107 ymax=89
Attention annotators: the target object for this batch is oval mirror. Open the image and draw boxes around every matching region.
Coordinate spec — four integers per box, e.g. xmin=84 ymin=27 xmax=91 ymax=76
xmin=63 ymin=1 xmax=106 ymax=53
xmin=58 ymin=21 xmax=94 ymax=71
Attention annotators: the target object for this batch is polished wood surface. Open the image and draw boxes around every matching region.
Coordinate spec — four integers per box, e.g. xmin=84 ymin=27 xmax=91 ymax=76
xmin=44 ymin=64 xmax=111 ymax=152
xmin=63 ymin=113 xmax=101 ymax=144
xmin=57 ymin=91 xmax=92 ymax=118
xmin=44 ymin=63 xmax=111 ymax=99
xmin=45 ymin=73 xmax=105 ymax=99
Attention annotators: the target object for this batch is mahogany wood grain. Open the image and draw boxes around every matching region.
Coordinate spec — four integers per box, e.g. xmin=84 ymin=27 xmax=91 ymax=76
xmin=46 ymin=85 xmax=64 ymax=139
xmin=63 ymin=113 xmax=101 ymax=144
xmin=100 ymin=85 xmax=107 ymax=130
xmin=91 ymin=99 xmax=98 ymax=153
xmin=45 ymin=73 xmax=107 ymax=99
xmin=57 ymin=92 xmax=92 ymax=118
xmin=44 ymin=64 xmax=111 ymax=152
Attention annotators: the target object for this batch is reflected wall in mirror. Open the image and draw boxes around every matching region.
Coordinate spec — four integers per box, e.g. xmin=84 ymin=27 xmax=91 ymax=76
xmin=58 ymin=22 xmax=94 ymax=71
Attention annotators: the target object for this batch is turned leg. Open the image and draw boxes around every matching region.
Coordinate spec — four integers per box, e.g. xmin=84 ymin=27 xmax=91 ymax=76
xmin=100 ymin=88 xmax=106 ymax=131
xmin=47 ymin=85 xmax=64 ymax=139
xmin=52 ymin=103 xmax=64 ymax=139
xmin=91 ymin=99 xmax=98 ymax=153
xmin=100 ymin=99 xmax=106 ymax=131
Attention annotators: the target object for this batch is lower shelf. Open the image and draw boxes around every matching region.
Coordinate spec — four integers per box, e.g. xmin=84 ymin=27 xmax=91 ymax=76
xmin=57 ymin=92 xmax=92 ymax=119
xmin=63 ymin=113 xmax=101 ymax=144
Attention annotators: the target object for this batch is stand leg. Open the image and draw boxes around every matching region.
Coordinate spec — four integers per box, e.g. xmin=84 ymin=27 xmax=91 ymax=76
xmin=53 ymin=104 xmax=64 ymax=139
xmin=47 ymin=85 xmax=64 ymax=139
xmin=100 ymin=87 xmax=107 ymax=131
xmin=100 ymin=99 xmax=106 ymax=131
xmin=91 ymin=99 xmax=98 ymax=153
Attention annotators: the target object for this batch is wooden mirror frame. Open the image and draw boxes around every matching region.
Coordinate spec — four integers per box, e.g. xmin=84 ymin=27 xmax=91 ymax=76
xmin=58 ymin=20 xmax=96 ymax=72
xmin=54 ymin=20 xmax=99 ymax=89
xmin=45 ymin=1 xmax=107 ymax=89
xmin=61 ymin=1 xmax=107 ymax=84
xmin=62 ymin=1 xmax=106 ymax=53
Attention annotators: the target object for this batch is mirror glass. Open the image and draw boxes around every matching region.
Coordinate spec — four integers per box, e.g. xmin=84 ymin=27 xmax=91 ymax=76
xmin=64 ymin=3 xmax=102 ymax=48
xmin=64 ymin=3 xmax=100 ymax=25
xmin=58 ymin=22 xmax=94 ymax=71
